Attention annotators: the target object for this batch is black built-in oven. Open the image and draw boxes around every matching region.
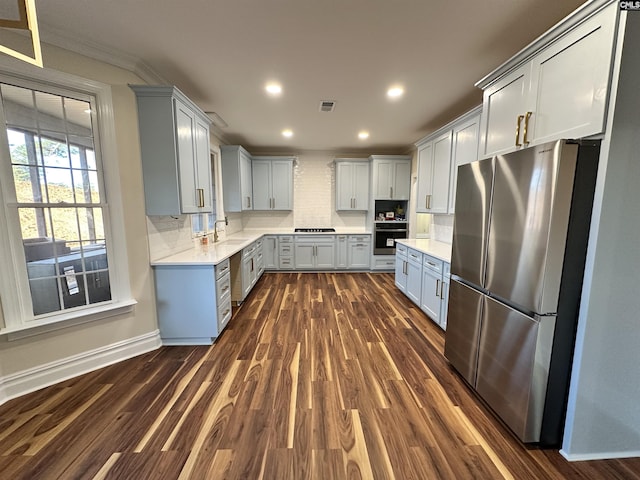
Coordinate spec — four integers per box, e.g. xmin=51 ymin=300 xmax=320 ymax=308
xmin=374 ymin=222 xmax=408 ymax=254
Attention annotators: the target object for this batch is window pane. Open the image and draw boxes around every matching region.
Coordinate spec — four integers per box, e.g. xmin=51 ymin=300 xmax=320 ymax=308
xmin=63 ymin=98 xmax=93 ymax=132
xmin=0 ymin=84 xmax=37 ymax=130
xmin=50 ymin=207 xmax=79 ymax=242
xmin=29 ymin=277 xmax=61 ymax=315
xmin=19 ymin=208 xmax=52 ymax=245
xmin=34 ymin=91 xmax=65 ymax=134
xmin=61 ymin=269 xmax=86 ymax=309
xmin=38 ymin=136 xmax=70 ymax=168
xmin=13 ymin=165 xmax=47 ymax=203
xmin=77 ymin=207 xmax=104 ymax=242
xmin=85 ymin=249 xmax=108 ymax=273
xmin=86 ymin=271 xmax=111 ymax=304
xmin=72 ymin=170 xmax=101 ymax=204
xmin=45 ymin=167 xmax=74 ymax=203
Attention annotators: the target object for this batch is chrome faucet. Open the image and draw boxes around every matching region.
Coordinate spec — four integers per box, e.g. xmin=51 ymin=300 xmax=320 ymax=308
xmin=213 ymin=216 xmax=228 ymax=243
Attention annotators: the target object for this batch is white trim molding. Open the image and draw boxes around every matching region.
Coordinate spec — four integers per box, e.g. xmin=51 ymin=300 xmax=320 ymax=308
xmin=560 ymin=449 xmax=640 ymax=462
xmin=0 ymin=329 xmax=161 ymax=406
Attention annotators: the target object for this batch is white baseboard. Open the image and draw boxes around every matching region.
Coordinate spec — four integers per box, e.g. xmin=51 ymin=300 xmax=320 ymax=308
xmin=560 ymin=448 xmax=640 ymax=462
xmin=0 ymin=330 xmax=162 ymax=407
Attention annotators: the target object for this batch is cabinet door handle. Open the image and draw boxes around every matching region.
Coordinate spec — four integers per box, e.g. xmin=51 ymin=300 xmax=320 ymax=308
xmin=439 ymin=280 xmax=445 ymax=298
xmin=247 ymin=196 xmax=251 ymax=208
xmin=523 ymin=111 xmax=532 ymax=145
xmin=196 ymin=188 xmax=204 ymax=208
xmin=515 ymin=115 xmax=524 ymax=147
xmin=390 ymin=187 xmax=393 ymax=198
xmin=436 ymin=278 xmax=440 ymax=297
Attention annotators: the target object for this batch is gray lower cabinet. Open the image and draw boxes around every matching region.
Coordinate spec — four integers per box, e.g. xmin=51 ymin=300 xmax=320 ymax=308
xmin=395 ymin=243 xmax=450 ymax=331
xmin=348 ymin=235 xmax=371 ymax=269
xmin=278 ymin=236 xmax=295 ymax=270
xmin=230 ymin=239 xmax=263 ymax=304
xmin=406 ymin=249 xmax=423 ymax=305
xmin=395 ymin=244 xmax=408 ymax=292
xmin=263 ymin=235 xmax=278 ymax=269
xmin=154 ymin=258 xmax=231 ymax=345
xmin=336 ymin=235 xmax=348 ymax=269
xmin=294 ymin=235 xmax=335 ymax=269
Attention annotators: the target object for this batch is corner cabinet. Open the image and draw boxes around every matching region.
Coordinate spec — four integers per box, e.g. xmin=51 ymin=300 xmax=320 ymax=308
xmin=153 ymin=258 xmax=232 ymax=345
xmin=335 ymin=159 xmax=370 ymax=211
xmin=252 ymin=157 xmax=294 ymax=210
xmin=370 ymin=156 xmax=411 ymax=200
xmin=477 ymin=2 xmax=618 ymax=158
xmin=131 ymin=85 xmax=212 ymax=216
xmin=221 ymin=145 xmax=253 ymax=212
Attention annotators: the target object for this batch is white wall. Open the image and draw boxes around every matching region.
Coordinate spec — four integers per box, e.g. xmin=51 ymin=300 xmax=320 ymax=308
xmin=0 ymin=41 xmax=159 ymax=392
xmin=561 ymin=12 xmax=640 ymax=460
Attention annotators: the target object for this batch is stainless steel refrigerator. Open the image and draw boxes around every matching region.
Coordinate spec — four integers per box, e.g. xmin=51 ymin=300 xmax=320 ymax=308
xmin=444 ymin=139 xmax=600 ymax=446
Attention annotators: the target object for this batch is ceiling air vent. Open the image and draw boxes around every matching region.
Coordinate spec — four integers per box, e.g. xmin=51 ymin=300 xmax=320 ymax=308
xmin=319 ymin=100 xmax=336 ymax=112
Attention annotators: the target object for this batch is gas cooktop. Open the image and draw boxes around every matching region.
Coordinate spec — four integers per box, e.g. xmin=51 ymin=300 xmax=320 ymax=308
xmin=294 ymin=228 xmax=336 ymax=232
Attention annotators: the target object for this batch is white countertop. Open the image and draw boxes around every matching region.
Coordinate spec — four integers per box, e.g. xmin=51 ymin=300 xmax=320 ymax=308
xmin=151 ymin=233 xmax=264 ymax=266
xmin=395 ymin=239 xmax=452 ymax=263
xmin=151 ymin=229 xmax=373 ymax=266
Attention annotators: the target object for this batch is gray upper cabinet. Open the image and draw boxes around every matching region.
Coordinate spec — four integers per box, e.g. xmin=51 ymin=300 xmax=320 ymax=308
xmin=335 ymin=159 xmax=370 ymax=211
xmin=477 ymin=2 xmax=617 ymax=158
xmin=251 ymin=156 xmax=294 ymax=210
xmin=221 ymin=145 xmax=253 ymax=212
xmin=131 ymin=85 xmax=213 ymax=216
xmin=370 ymin=155 xmax=411 ymax=200
xmin=415 ymin=106 xmax=481 ymax=215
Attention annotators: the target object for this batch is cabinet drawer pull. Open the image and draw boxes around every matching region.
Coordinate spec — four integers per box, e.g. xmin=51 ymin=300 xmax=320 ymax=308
xmin=436 ymin=278 xmax=440 ymax=297
xmin=427 ymin=261 xmax=436 ymax=267
xmin=523 ymin=111 xmax=532 ymax=145
xmin=222 ymin=309 xmax=230 ymax=316
xmin=221 ymin=285 xmax=229 ymax=292
xmin=515 ymin=115 xmax=524 ymax=147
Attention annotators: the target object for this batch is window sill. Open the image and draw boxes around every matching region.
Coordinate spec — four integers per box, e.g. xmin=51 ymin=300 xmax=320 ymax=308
xmin=1 ymin=299 xmax=138 ymax=341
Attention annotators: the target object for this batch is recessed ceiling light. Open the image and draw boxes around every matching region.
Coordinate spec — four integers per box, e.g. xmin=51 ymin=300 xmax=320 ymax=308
xmin=282 ymin=129 xmax=293 ymax=138
xmin=358 ymin=131 xmax=370 ymax=140
xmin=387 ymin=86 xmax=404 ymax=98
xmin=266 ymin=83 xmax=282 ymax=96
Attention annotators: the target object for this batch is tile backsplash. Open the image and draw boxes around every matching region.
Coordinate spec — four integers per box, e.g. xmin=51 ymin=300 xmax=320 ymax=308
xmin=146 ymin=215 xmax=195 ymax=262
xmin=432 ymin=214 xmax=454 ymax=244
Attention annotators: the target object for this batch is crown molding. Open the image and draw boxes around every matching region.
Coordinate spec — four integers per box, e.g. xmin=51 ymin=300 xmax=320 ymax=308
xmin=39 ymin=24 xmax=167 ymax=85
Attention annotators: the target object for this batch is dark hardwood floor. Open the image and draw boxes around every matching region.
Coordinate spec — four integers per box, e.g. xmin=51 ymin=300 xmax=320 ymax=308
xmin=1 ymin=272 xmax=638 ymax=479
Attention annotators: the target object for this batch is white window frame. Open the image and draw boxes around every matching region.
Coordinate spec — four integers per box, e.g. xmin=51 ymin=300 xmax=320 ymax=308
xmin=0 ymin=63 xmax=135 ymax=339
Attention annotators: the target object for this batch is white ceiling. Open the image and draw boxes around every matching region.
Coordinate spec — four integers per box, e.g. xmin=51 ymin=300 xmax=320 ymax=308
xmin=36 ymin=0 xmax=587 ymax=154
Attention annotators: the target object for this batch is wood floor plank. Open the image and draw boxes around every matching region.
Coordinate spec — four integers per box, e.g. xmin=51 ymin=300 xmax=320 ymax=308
xmin=0 ymin=272 xmax=637 ymax=480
